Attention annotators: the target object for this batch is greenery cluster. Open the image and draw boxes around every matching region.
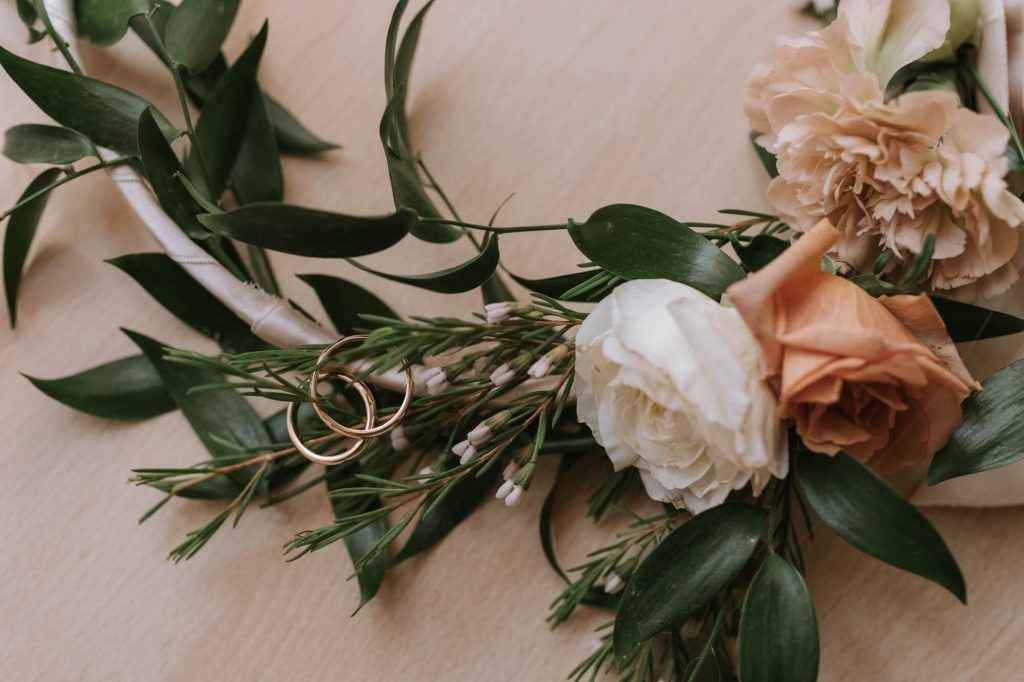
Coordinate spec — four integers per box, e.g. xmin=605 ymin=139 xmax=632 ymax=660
xmin=3 ymin=1 xmax=1024 ymax=680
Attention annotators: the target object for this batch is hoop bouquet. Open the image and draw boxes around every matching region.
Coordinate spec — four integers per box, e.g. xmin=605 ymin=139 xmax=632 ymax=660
xmin=4 ymin=0 xmax=1024 ymax=679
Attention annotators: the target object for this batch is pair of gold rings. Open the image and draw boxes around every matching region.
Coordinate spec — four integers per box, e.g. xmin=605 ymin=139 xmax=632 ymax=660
xmin=286 ymin=335 xmax=413 ymax=465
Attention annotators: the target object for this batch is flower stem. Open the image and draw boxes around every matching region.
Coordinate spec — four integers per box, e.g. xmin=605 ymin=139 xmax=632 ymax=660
xmin=0 ymin=156 xmax=131 ymax=220
xmin=33 ymin=0 xmax=83 ymax=75
xmin=418 ymin=217 xmax=570 ymax=233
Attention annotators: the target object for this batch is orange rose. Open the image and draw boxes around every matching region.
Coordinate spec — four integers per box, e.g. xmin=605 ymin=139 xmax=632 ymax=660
xmin=727 ymin=220 xmax=980 ymax=472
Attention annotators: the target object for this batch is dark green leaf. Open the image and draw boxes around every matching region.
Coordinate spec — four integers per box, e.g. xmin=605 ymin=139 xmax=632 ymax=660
xmin=735 ymin=234 xmax=789 ymax=272
xmin=198 ymin=204 xmax=416 ymax=258
xmin=348 ymin=234 xmax=499 ymax=294
xmin=327 ymin=468 xmax=390 ymax=614
xmin=148 ymin=475 xmax=244 ymax=500
xmin=928 ymin=359 xmax=1024 ymax=483
xmin=24 ymin=354 xmax=173 ymax=420
xmin=108 ymin=253 xmax=264 ymax=353
xmin=74 ymin=0 xmax=150 ymax=46
xmin=0 ymin=45 xmax=177 ymax=154
xmin=929 ymin=296 xmax=1024 ymax=342
xmin=126 ymin=329 xmax=271 ymax=460
xmin=3 ymin=124 xmax=97 ymax=165
xmin=509 ymin=269 xmax=602 ymax=301
xmin=298 ymin=274 xmax=397 ymax=335
xmin=739 ymin=552 xmax=819 ymax=682
xmin=16 ymin=0 xmax=45 ymax=43
xmin=798 ymin=451 xmax=965 ymax=602
xmin=391 ymin=0 xmax=435 ymax=149
xmin=613 ymin=504 xmax=763 ymax=660
xmin=136 ymin=108 xmax=208 ymax=238
xmin=231 ymin=88 xmax=283 ymax=205
xmin=569 ymin=204 xmax=745 ymax=300
xmin=164 ymin=0 xmax=241 ymax=73
xmin=265 ymin=96 xmax=338 ymax=155
xmin=193 ymin=22 xmax=267 ymax=198
xmin=4 ymin=167 xmax=62 ymax=326
xmin=380 ymin=0 xmax=459 ymax=243
xmin=380 ymin=97 xmax=459 ymax=243
xmin=749 ymin=130 xmax=778 ymax=178
xmin=394 ymin=463 xmax=501 ymax=563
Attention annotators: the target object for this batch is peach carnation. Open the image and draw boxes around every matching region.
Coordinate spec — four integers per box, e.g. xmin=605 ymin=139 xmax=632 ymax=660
xmin=748 ymin=0 xmax=1024 ymax=299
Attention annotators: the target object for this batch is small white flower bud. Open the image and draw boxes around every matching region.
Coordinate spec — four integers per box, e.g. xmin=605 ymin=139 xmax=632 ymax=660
xmin=502 ymin=462 xmax=521 ymax=481
xmin=418 ymin=465 xmax=435 ymax=477
xmin=484 ymin=301 xmax=514 ymax=323
xmin=389 ymin=426 xmax=410 ymax=451
xmin=504 ymin=484 xmax=524 ymax=507
xmin=452 ymin=440 xmax=477 ymax=465
xmin=489 ymin=363 xmax=516 ymax=386
xmin=527 ymin=356 xmax=552 ymax=379
xmin=603 ymin=572 xmax=624 ymax=595
xmin=467 ymin=422 xmax=492 ymax=446
xmin=495 ymin=479 xmax=516 ymax=500
xmin=528 ymin=346 xmax=567 ymax=379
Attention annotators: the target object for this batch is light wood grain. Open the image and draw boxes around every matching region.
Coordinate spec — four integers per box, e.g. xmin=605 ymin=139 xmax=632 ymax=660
xmin=2 ymin=2 xmax=1023 ymax=680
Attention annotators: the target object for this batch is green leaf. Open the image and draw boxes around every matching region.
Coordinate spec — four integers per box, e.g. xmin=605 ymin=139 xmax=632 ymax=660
xmin=194 ymin=22 xmax=267 ymax=198
xmin=231 ymin=88 xmax=283 ymax=205
xmin=108 ymin=253 xmax=264 ymax=353
xmin=327 ymin=467 xmax=390 ymax=614
xmin=126 ymin=329 xmax=271 ymax=460
xmin=928 ymin=359 xmax=1024 ymax=483
xmin=569 ymin=204 xmax=745 ymax=300
xmin=137 ymin=108 xmax=208 ymax=238
xmin=391 ymin=0 xmax=435 ymax=149
xmin=735 ymin=234 xmax=789 ymax=272
xmin=509 ymin=269 xmax=603 ymax=301
xmin=0 ymin=45 xmax=176 ymax=154
xmin=3 ymin=124 xmax=97 ymax=165
xmin=164 ymin=0 xmax=241 ymax=74
xmin=929 ymin=296 xmax=1024 ymax=342
xmin=148 ymin=476 xmax=244 ymax=500
xmin=265 ymin=97 xmax=339 ymax=155
xmin=298 ymin=274 xmax=397 ymax=335
xmin=739 ymin=552 xmax=819 ymax=682
xmin=348 ymin=234 xmax=500 ymax=294
xmin=4 ymin=167 xmax=62 ymax=326
xmin=0 ymin=45 xmax=177 ymax=154
xmin=379 ymin=0 xmax=459 ymax=243
xmin=16 ymin=0 xmax=45 ymax=43
xmin=394 ymin=463 xmax=501 ymax=563
xmin=749 ymin=130 xmax=779 ymax=178
xmin=798 ymin=451 xmax=965 ymax=602
xmin=24 ymin=354 xmax=173 ymax=420
xmin=613 ymin=504 xmax=763 ymax=660
xmin=74 ymin=0 xmax=151 ymax=46
xmin=198 ymin=204 xmax=416 ymax=258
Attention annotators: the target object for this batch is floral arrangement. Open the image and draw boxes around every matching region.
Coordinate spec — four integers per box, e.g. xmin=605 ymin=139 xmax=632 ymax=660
xmin=4 ymin=0 xmax=1024 ymax=679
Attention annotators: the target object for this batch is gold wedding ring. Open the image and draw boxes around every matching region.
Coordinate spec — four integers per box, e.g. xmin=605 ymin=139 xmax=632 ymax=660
xmin=287 ymin=335 xmax=414 ymax=466
xmin=286 ymin=369 xmax=377 ymax=465
xmin=309 ymin=335 xmax=414 ymax=439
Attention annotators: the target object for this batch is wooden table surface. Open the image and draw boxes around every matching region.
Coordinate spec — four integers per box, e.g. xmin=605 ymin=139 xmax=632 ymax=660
xmin=3 ymin=2 xmax=1024 ymax=680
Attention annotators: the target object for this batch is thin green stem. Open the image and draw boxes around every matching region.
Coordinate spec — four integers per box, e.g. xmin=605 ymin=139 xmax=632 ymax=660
xmin=33 ymin=0 xmax=83 ymax=75
xmin=143 ymin=14 xmax=214 ymax=195
xmin=418 ymin=217 xmax=569 ymax=233
xmin=1 ymin=156 xmax=131 ymax=220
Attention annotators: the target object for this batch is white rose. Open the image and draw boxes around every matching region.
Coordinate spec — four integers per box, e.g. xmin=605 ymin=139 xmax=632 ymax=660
xmin=574 ymin=279 xmax=787 ymax=514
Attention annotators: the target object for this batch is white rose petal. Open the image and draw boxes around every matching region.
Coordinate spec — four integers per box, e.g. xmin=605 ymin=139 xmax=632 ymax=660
xmin=574 ymin=279 xmax=788 ymax=515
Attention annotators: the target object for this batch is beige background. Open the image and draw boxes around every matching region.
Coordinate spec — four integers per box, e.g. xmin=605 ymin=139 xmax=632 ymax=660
xmin=2 ymin=1 xmax=1024 ymax=680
